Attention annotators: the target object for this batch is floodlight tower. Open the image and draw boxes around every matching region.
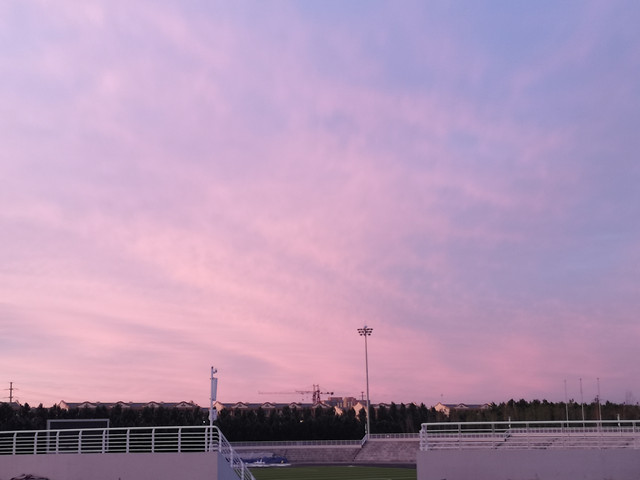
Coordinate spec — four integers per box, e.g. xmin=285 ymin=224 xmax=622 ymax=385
xmin=357 ymin=325 xmax=373 ymax=439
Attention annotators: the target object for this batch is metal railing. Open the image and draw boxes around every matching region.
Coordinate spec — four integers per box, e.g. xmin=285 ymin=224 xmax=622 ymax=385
xmin=0 ymin=425 xmax=256 ymax=480
xmin=217 ymin=428 xmax=256 ymax=480
xmin=232 ymin=438 xmax=364 ymax=448
xmin=230 ymin=433 xmax=419 ymax=449
xmin=369 ymin=433 xmax=420 ymax=440
xmin=420 ymin=420 xmax=640 ymax=451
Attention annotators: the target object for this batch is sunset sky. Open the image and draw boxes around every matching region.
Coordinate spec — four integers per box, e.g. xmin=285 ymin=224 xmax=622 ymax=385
xmin=2 ymin=1 xmax=639 ymax=410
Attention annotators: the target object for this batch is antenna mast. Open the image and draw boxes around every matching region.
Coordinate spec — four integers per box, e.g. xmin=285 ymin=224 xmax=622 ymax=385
xmin=210 ymin=367 xmax=218 ymax=426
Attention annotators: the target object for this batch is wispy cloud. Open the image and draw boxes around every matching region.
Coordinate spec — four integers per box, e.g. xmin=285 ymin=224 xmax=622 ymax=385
xmin=2 ymin=1 xmax=639 ymax=408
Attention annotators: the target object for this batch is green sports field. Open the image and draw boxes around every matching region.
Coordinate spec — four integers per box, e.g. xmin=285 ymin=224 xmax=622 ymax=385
xmin=250 ymin=465 xmax=417 ymax=480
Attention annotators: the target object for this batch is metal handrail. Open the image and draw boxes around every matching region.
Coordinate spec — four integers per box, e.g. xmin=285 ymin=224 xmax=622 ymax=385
xmin=232 ymin=438 xmax=365 ymax=448
xmin=420 ymin=420 xmax=640 ymax=451
xmin=0 ymin=425 xmax=256 ymax=480
xmin=369 ymin=433 xmax=420 ymax=440
xmin=230 ymin=433 xmax=420 ymax=448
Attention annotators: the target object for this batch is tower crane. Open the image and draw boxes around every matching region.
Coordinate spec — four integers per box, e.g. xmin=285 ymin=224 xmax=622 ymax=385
xmin=258 ymin=384 xmax=334 ymax=404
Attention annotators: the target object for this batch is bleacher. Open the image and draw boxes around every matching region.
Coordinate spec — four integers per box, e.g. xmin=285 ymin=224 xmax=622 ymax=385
xmin=236 ymin=446 xmax=360 ymax=464
xmin=234 ymin=438 xmax=420 ymax=465
xmin=282 ymin=447 xmax=360 ymax=464
xmin=354 ymin=438 xmax=419 ymax=464
xmin=420 ymin=421 xmax=640 ymax=451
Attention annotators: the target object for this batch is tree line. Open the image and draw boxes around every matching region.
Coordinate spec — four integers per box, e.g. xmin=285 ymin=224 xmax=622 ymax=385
xmin=2 ymin=399 xmax=639 ymax=441
xmin=441 ymin=399 xmax=640 ymax=424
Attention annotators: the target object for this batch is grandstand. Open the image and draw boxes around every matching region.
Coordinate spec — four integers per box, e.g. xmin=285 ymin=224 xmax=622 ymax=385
xmin=233 ymin=434 xmax=420 ymax=465
xmin=418 ymin=420 xmax=640 ymax=480
xmin=419 ymin=420 xmax=640 ymax=450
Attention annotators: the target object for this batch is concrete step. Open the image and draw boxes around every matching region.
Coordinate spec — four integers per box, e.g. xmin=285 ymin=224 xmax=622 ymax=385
xmin=354 ymin=440 xmax=420 ymax=464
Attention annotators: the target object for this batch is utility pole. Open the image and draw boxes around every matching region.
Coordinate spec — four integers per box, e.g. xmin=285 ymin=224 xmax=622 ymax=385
xmin=5 ymin=382 xmax=16 ymax=404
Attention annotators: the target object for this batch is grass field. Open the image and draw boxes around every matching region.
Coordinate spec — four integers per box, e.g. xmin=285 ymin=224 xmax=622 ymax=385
xmin=250 ymin=466 xmax=417 ymax=480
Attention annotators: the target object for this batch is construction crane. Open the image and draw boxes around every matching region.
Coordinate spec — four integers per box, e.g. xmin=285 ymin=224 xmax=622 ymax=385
xmin=258 ymin=384 xmax=334 ymax=404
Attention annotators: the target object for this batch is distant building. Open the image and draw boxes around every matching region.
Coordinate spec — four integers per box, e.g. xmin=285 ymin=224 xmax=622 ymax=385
xmin=57 ymin=400 xmax=200 ymax=411
xmin=434 ymin=402 xmax=492 ymax=417
xmin=212 ymin=401 xmax=336 ymax=415
xmin=326 ymin=396 xmax=358 ymax=410
xmin=351 ymin=401 xmax=410 ymax=417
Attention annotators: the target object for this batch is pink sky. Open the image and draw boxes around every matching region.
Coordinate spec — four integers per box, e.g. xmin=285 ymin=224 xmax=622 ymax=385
xmin=2 ymin=1 xmax=639 ymax=410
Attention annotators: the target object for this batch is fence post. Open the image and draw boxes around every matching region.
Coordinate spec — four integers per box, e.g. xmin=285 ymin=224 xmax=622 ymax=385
xmin=491 ymin=422 xmax=495 ymax=448
xmin=424 ymin=424 xmax=428 ymax=451
xmin=598 ymin=421 xmax=602 ymax=449
xmin=420 ymin=424 xmax=427 ymax=451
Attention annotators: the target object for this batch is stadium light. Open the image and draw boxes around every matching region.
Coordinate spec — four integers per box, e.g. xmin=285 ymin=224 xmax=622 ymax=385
xmin=357 ymin=325 xmax=373 ymax=439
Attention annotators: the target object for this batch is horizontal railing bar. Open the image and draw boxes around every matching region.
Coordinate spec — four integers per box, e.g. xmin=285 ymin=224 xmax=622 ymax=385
xmin=419 ymin=420 xmax=640 ymax=452
xmin=0 ymin=425 xmax=256 ymax=480
xmin=369 ymin=433 xmax=420 ymax=440
xmin=231 ymin=439 xmax=364 ymax=447
xmin=423 ymin=420 xmax=639 ymax=427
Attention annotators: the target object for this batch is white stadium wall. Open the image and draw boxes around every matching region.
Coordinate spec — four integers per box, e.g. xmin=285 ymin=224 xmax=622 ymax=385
xmin=0 ymin=452 xmax=239 ymax=480
xmin=417 ymin=448 xmax=640 ymax=480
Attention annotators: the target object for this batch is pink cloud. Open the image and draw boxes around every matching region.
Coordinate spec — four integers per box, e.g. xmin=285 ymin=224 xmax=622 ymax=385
xmin=1 ymin=1 xmax=638 ymax=410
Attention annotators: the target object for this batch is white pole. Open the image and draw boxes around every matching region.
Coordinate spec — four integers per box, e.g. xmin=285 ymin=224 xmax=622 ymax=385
xmin=564 ymin=379 xmax=569 ymax=424
xmin=209 ymin=367 xmax=218 ymax=452
xmin=580 ymin=378 xmax=585 ymax=427
xmin=210 ymin=367 xmax=218 ymax=425
xmin=597 ymin=377 xmax=602 ymax=424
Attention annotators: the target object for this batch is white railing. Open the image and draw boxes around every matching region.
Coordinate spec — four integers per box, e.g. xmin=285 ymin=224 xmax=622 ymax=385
xmin=217 ymin=428 xmax=256 ymax=480
xmin=420 ymin=420 xmax=640 ymax=451
xmin=0 ymin=425 xmax=256 ymax=480
xmin=369 ymin=433 xmax=420 ymax=440
xmin=230 ymin=434 xmax=420 ymax=449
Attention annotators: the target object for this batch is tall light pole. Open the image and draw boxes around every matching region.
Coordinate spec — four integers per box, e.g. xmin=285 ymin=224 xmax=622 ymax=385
xmin=357 ymin=325 xmax=373 ymax=439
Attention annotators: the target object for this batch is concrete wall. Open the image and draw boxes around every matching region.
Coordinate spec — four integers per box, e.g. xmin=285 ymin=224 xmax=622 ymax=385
xmin=417 ymin=449 xmax=640 ymax=480
xmin=0 ymin=452 xmax=238 ymax=480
